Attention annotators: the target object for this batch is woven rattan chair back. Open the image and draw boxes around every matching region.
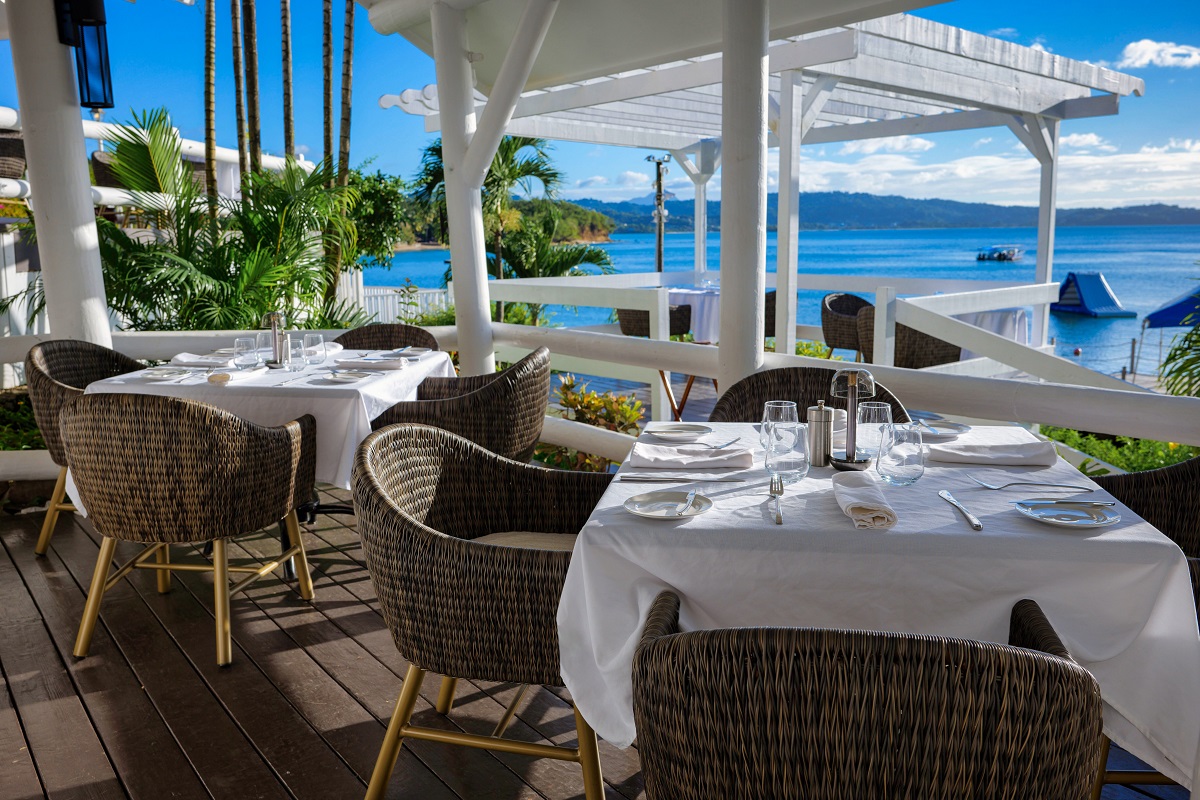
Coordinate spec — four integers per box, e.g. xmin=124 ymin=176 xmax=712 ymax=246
xmin=372 ymin=346 xmax=549 ymax=463
xmin=615 ymin=305 xmax=692 ymax=338
xmin=764 ymin=290 xmax=777 ymax=337
xmin=0 ymin=132 xmax=26 ymax=180
xmin=25 ymin=340 xmax=143 ymax=467
xmin=857 ymin=305 xmax=962 ymax=369
xmin=333 ymin=323 xmax=439 ymax=352
xmin=633 ymin=591 xmax=1103 ymax=800
xmin=90 ymin=151 xmax=124 ymax=189
xmin=709 ymin=366 xmax=910 ymax=424
xmin=61 ymin=393 xmax=316 ymax=544
xmin=821 ymin=293 xmax=872 ymax=354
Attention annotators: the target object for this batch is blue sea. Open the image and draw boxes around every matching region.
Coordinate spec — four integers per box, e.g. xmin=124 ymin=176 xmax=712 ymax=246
xmin=363 ymin=225 xmax=1200 ymax=377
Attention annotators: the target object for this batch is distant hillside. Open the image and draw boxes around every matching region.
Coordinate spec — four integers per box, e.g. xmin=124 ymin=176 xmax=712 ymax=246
xmin=573 ymin=192 xmax=1200 ymax=233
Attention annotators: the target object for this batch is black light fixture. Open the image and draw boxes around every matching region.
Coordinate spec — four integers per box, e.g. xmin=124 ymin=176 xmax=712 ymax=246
xmin=54 ymin=0 xmax=115 ymax=110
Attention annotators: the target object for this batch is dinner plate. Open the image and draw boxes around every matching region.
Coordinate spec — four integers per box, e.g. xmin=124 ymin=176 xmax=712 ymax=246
xmin=647 ymin=424 xmax=712 ymax=442
xmin=389 ymin=347 xmax=431 ymax=356
xmin=1013 ymin=498 xmax=1120 ymax=528
xmin=917 ymin=420 xmax=971 ymax=441
xmin=141 ymin=367 xmax=192 ymax=381
xmin=624 ymin=490 xmax=713 ymax=519
xmin=326 ymin=370 xmax=374 ymax=383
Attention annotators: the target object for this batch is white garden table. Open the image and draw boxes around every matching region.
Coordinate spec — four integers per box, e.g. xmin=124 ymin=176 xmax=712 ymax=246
xmin=558 ymin=422 xmax=1200 ymax=792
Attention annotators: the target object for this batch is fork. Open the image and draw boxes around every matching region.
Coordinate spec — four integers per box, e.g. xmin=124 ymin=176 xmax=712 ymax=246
xmin=688 ymin=437 xmax=741 ymax=450
xmin=769 ymin=474 xmax=784 ymax=525
xmin=967 ymin=475 xmax=1095 ymax=492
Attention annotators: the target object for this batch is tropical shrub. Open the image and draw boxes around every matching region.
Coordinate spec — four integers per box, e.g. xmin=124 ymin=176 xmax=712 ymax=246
xmin=535 ymin=374 xmax=643 ymax=472
xmin=1039 ymin=425 xmax=1199 ymax=474
xmin=1160 ymin=309 xmax=1200 ymax=397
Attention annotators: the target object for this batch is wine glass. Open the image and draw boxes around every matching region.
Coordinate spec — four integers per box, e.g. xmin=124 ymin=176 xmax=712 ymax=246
xmin=760 ymin=400 xmax=796 ymax=450
xmin=303 ymin=333 xmax=326 ymax=366
xmin=856 ymin=401 xmax=893 ymax=461
xmin=876 ymin=424 xmax=927 ymax=486
xmin=232 ymin=336 xmax=260 ymax=370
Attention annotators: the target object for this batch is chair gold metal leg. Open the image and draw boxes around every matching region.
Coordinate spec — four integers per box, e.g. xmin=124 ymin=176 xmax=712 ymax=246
xmin=1091 ymin=737 xmax=1111 ymax=800
xmin=35 ymin=466 xmax=69 ymax=556
xmin=284 ymin=511 xmax=314 ymax=601
xmin=366 ymin=665 xmax=426 ymax=800
xmin=74 ymin=536 xmax=118 ymax=657
xmin=436 ymin=676 xmax=458 ymax=714
xmin=657 ymin=371 xmax=682 ymax=421
xmin=574 ymin=706 xmax=604 ymax=800
xmin=213 ymin=539 xmax=232 ymax=666
xmin=155 ymin=544 xmax=171 ymax=594
xmin=491 ymin=684 xmax=529 ymax=738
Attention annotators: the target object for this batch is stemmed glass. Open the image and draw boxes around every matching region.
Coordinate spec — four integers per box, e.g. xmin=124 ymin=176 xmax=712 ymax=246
xmin=876 ymin=424 xmax=928 ymax=486
xmin=232 ymin=337 xmax=260 ymax=370
xmin=303 ymin=333 xmax=327 ymax=367
xmin=856 ymin=401 xmax=893 ymax=461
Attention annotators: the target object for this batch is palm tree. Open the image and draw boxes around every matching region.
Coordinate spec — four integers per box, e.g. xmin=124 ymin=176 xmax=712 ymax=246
xmin=230 ymin=0 xmax=247 ymax=174
xmin=241 ymin=0 xmax=262 ymax=173
xmin=323 ymin=0 xmax=333 ymax=188
xmin=281 ymin=0 xmax=294 ymax=157
xmin=488 ymin=209 xmax=612 ymax=327
xmin=410 ymin=139 xmax=447 ymax=243
xmin=337 ymin=0 xmax=354 ymax=186
xmin=203 ymin=0 xmax=217 ymax=217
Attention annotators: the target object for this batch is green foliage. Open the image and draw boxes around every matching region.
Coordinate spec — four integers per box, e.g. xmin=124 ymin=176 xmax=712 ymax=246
xmin=0 ymin=389 xmax=45 ymax=451
xmin=346 ymin=166 xmax=423 ymax=267
xmin=411 ymin=301 xmax=456 ymax=327
xmin=1040 ymin=425 xmax=1200 ymax=474
xmin=1160 ymin=298 xmax=1200 ymax=397
xmin=511 ymin=198 xmax=614 ymax=242
xmin=534 ymin=374 xmax=644 ymax=472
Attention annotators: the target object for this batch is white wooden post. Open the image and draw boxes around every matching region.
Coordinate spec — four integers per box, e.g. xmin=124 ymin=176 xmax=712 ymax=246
xmin=7 ymin=0 xmax=112 ymax=346
xmin=873 ymin=286 xmax=897 ymax=367
xmin=717 ymin=0 xmax=768 ymax=392
xmin=774 ymin=70 xmax=802 ymax=354
xmin=672 ymin=141 xmax=719 ymax=276
xmin=651 ymin=288 xmax=672 ymax=421
xmin=1033 ymin=119 xmax=1059 ymax=349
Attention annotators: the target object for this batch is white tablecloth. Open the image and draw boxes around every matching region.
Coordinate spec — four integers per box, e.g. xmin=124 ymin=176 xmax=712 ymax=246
xmin=668 ymin=287 xmax=721 ymax=343
xmin=558 ymin=422 xmax=1200 ymax=792
xmin=78 ymin=350 xmax=455 ymax=489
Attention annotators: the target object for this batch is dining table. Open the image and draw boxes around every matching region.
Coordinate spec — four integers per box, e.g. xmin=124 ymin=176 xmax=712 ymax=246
xmin=557 ymin=421 xmax=1200 ymax=793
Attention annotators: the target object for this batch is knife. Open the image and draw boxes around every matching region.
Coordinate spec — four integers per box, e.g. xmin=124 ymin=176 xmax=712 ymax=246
xmin=939 ymin=490 xmax=983 ymax=530
xmin=675 ymin=489 xmax=698 ymax=516
xmin=1011 ymin=499 xmax=1117 ymax=507
xmin=617 ymin=476 xmax=746 ymax=483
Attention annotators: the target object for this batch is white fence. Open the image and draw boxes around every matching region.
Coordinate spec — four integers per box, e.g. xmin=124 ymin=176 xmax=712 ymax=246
xmin=334 ymin=270 xmax=452 ymax=323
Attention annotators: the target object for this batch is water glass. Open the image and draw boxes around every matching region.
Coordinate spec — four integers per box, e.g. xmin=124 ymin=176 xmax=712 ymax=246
xmin=303 ymin=333 xmax=326 ymax=366
xmin=232 ymin=336 xmax=260 ymax=370
xmin=856 ymin=401 xmax=893 ymax=460
xmin=760 ymin=400 xmax=797 ymax=450
xmin=283 ymin=335 xmax=306 ymax=372
xmin=876 ymin=424 xmax=927 ymax=486
xmin=256 ymin=330 xmax=274 ymax=362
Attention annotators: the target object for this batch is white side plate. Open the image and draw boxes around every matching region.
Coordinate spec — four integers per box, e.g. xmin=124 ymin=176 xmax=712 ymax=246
xmin=327 ymin=371 xmax=374 ymax=383
xmin=647 ymin=424 xmax=712 ymax=443
xmin=624 ymin=490 xmax=713 ymax=519
xmin=917 ymin=420 xmax=971 ymax=442
xmin=1013 ymin=499 xmax=1120 ymax=528
xmin=141 ymin=368 xmax=192 ymax=381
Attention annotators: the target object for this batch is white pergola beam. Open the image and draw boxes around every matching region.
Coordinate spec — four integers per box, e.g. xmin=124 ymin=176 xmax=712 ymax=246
xmin=500 ymin=116 xmax=699 ymax=150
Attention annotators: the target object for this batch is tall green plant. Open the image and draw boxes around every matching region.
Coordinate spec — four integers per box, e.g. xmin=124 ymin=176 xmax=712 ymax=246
xmin=1160 ymin=281 xmax=1200 ymax=397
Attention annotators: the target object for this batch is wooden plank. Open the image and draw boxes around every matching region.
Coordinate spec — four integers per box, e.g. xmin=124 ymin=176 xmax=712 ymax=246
xmin=0 ymin=576 xmax=50 ymax=800
xmin=0 ymin=528 xmax=125 ymax=800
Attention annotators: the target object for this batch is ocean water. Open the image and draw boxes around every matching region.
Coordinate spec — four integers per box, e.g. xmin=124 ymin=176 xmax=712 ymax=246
xmin=364 ymin=225 xmax=1200 ymax=377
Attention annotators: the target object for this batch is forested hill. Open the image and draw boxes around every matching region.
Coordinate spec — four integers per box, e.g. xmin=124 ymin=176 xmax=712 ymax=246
xmin=572 ymin=192 xmax=1200 ymax=233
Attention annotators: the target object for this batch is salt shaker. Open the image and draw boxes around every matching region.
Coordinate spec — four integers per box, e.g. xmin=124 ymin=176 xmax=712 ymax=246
xmin=807 ymin=400 xmax=833 ymax=467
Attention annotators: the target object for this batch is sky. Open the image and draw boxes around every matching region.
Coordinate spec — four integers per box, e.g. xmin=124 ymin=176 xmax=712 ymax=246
xmin=0 ymin=0 xmax=1197 ymax=209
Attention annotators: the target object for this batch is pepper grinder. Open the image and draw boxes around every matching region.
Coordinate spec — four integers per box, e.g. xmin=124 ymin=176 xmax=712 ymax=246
xmin=261 ymin=311 xmax=286 ymax=367
xmin=829 ymin=367 xmax=876 ymax=471
xmin=807 ymin=400 xmax=833 ymax=467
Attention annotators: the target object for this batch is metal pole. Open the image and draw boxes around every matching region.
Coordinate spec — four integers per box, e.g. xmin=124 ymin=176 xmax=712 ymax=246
xmin=646 ymin=154 xmax=670 ymax=273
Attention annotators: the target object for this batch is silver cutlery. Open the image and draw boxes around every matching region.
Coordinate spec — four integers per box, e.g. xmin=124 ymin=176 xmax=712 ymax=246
xmin=616 ymin=476 xmax=746 ymax=483
xmin=968 ymin=475 xmax=1095 ymax=492
xmin=917 ymin=417 xmax=939 ymax=435
xmin=684 ymin=437 xmax=741 ymax=449
xmin=675 ymin=489 xmax=698 ymax=516
xmin=278 ymin=372 xmax=313 ymax=386
xmin=769 ymin=474 xmax=784 ymax=525
xmin=1010 ymin=499 xmax=1117 ymax=507
xmin=939 ymin=490 xmax=983 ymax=530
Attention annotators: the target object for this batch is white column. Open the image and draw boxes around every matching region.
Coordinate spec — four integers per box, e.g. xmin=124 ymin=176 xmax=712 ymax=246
xmin=717 ymin=0 xmax=768 ymax=391
xmin=7 ymin=0 xmax=112 ymax=346
xmin=1033 ymin=119 xmax=1059 ymax=349
xmin=694 ymin=181 xmax=708 ymax=273
xmin=774 ymin=70 xmax=802 ymax=355
xmin=431 ymin=2 xmax=493 ymax=375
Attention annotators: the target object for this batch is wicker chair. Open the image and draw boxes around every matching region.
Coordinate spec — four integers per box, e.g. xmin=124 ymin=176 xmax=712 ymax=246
xmin=351 ymin=424 xmax=613 ymax=800
xmin=633 ymin=591 xmax=1103 ymax=800
xmin=25 ymin=340 xmax=143 ymax=556
xmin=709 ymin=366 xmax=910 ymax=424
xmin=1087 ymin=456 xmax=1200 ymax=796
xmin=0 ymin=131 xmax=26 ymax=180
xmin=821 ymin=293 xmax=872 ymax=360
xmin=370 ymin=346 xmax=549 ymax=463
xmin=857 ymin=305 xmax=962 ymax=369
xmin=62 ymin=394 xmax=317 ymax=666
xmin=616 ymin=305 xmax=694 ymax=420
xmin=91 ymin=150 xmax=123 ymax=189
xmin=764 ymin=289 xmax=777 ymax=337
xmin=333 ymin=323 xmax=439 ymax=352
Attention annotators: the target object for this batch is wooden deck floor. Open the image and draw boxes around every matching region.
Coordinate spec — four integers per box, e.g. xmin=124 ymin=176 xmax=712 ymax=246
xmin=0 ymin=486 xmax=1186 ymax=799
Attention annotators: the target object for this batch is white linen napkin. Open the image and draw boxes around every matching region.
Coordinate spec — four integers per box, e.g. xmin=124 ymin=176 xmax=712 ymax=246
xmin=928 ymin=439 xmax=1058 ymax=466
xmin=171 ymin=352 xmax=235 ymax=368
xmin=333 ymin=355 xmax=412 ymax=371
xmin=207 ymin=366 xmax=268 ymax=384
xmin=627 ymin=442 xmax=753 ymax=470
xmin=831 ymin=472 xmax=897 ymax=530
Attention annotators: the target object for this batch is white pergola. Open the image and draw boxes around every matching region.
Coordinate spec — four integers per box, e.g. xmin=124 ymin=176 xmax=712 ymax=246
xmin=360 ymin=0 xmax=949 ymax=385
xmin=383 ymin=13 xmax=1143 ymax=365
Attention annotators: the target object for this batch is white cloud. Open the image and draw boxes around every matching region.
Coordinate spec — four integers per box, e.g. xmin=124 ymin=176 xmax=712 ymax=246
xmin=839 ymin=136 xmax=935 ymax=155
xmin=1117 ymin=39 xmax=1200 ymax=68
xmin=1139 ymin=139 xmax=1200 ymax=154
xmin=617 ymin=171 xmax=651 ymax=187
xmin=1030 ymin=40 xmax=1050 ymax=53
xmin=973 ymin=137 xmax=993 ymax=148
xmin=1059 ymin=133 xmax=1118 ymax=153
xmin=988 ymin=27 xmax=1018 ymax=39
xmin=295 ymin=144 xmax=311 ymax=156
xmin=576 ymin=175 xmax=608 ymax=188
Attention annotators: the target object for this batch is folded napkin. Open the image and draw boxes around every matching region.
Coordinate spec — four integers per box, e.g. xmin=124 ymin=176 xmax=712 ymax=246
xmin=928 ymin=439 xmax=1057 ymax=466
xmin=333 ymin=355 xmax=412 ymax=371
xmin=207 ymin=366 xmax=268 ymax=384
xmin=831 ymin=472 xmax=897 ymax=530
xmin=171 ymin=352 xmax=234 ymax=368
xmin=627 ymin=442 xmax=753 ymax=470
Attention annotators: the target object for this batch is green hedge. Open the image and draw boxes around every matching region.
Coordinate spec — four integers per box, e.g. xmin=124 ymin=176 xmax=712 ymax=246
xmin=1040 ymin=425 xmax=1198 ymax=474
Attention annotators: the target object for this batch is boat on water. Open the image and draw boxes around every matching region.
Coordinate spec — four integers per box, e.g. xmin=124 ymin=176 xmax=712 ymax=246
xmin=976 ymin=245 xmax=1023 ymax=261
